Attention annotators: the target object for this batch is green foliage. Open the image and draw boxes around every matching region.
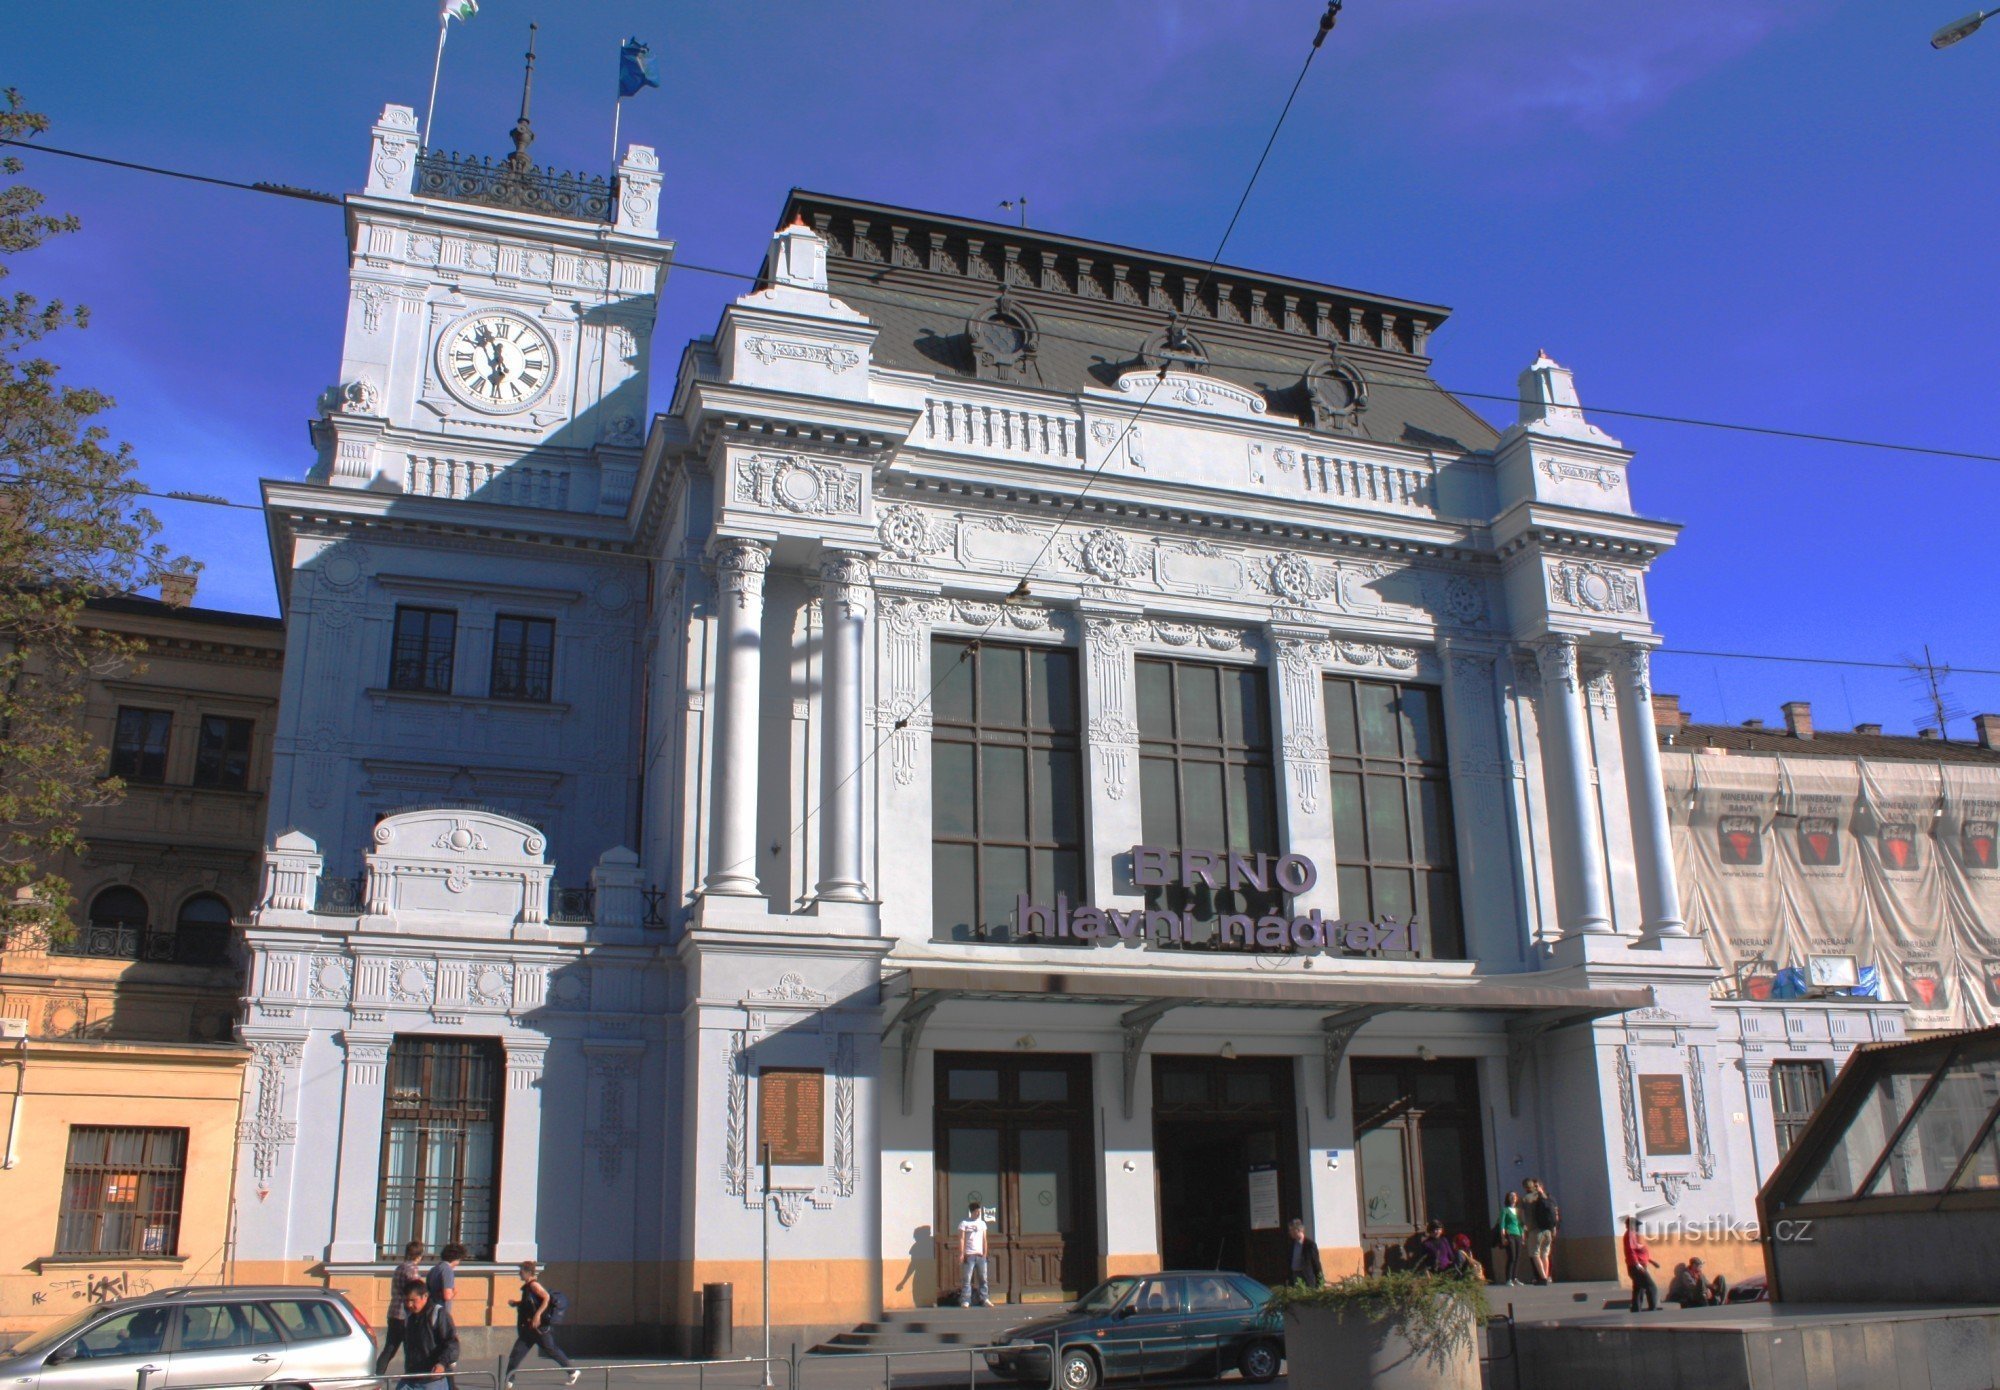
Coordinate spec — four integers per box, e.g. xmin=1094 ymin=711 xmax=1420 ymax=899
xmin=0 ymin=89 xmax=194 ymax=937
xmin=1269 ymin=1270 xmax=1489 ymax=1370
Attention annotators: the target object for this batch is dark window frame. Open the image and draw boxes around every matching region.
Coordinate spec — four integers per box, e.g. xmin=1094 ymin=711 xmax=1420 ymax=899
xmin=109 ymin=707 xmax=174 ymax=784
xmin=375 ymin=1037 xmax=503 ymax=1260
xmin=191 ymin=714 xmax=255 ymax=790
xmin=1135 ymin=656 xmax=1283 ymax=935
xmin=388 ymin=606 xmax=457 ymax=694
xmin=930 ymin=637 xmax=1085 ymax=943
xmin=489 ymin=614 xmax=556 ymax=703
xmin=54 ymin=1125 xmax=188 ymax=1257
xmin=1771 ymin=1060 xmax=1830 ymax=1161
xmin=1323 ymin=675 xmax=1463 ymax=959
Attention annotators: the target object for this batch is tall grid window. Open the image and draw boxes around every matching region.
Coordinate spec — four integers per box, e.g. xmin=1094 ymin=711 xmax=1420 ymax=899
xmin=1772 ymin=1061 xmax=1830 ymax=1160
xmin=55 ymin=1126 xmax=187 ymax=1256
xmin=490 ymin=615 xmax=556 ymax=702
xmin=109 ymin=707 xmax=173 ymax=783
xmin=1324 ymin=676 xmax=1462 ymax=958
xmin=388 ymin=606 xmax=457 ymax=694
xmin=192 ymin=715 xmax=254 ymax=790
xmin=377 ymin=1038 xmax=502 ymax=1259
xmin=930 ymin=638 xmax=1084 ymax=942
xmin=1136 ymin=658 xmax=1283 ymax=932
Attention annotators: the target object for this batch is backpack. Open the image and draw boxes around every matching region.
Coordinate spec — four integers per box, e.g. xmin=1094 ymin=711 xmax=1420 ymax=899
xmin=545 ymin=1290 xmax=570 ymax=1325
xmin=1534 ymin=1195 xmax=1559 ymax=1229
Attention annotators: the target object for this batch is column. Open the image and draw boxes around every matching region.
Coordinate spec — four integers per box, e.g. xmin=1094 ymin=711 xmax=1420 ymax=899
xmin=1534 ymin=636 xmax=1612 ymax=934
xmin=817 ymin=550 xmax=872 ymax=902
xmin=705 ymin=538 xmax=771 ymax=897
xmin=493 ymin=1041 xmax=548 ymax=1262
xmin=326 ymin=1032 xmax=392 ymax=1262
xmin=1268 ymin=626 xmax=1339 ymax=915
xmin=1614 ymin=647 xmax=1687 ymax=937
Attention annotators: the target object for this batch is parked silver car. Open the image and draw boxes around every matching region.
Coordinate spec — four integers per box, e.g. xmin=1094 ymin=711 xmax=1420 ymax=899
xmin=0 ymin=1286 xmax=375 ymax=1390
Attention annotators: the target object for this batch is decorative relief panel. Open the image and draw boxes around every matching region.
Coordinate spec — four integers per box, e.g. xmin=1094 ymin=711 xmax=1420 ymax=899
xmin=239 ymin=1039 xmax=303 ymax=1194
xmin=733 ymin=455 xmax=863 ymax=518
xmin=721 ymin=1025 xmax=858 ymax=1226
xmin=585 ymin=1051 xmax=642 ymax=1184
xmin=1548 ymin=560 xmax=1642 ymax=616
xmin=743 ymin=336 xmax=860 ymax=373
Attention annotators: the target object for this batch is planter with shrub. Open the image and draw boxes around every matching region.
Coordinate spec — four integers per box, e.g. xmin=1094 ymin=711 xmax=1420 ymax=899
xmin=1270 ymin=1272 xmax=1487 ymax=1390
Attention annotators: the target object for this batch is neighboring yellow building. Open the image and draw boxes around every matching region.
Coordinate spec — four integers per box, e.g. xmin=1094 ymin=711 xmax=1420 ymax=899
xmin=0 ymin=594 xmax=282 ymax=1343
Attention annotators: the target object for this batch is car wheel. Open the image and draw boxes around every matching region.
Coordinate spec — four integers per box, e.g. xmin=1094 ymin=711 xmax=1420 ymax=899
xmin=1059 ymin=1347 xmax=1101 ymax=1390
xmin=1238 ymin=1339 xmax=1282 ymax=1384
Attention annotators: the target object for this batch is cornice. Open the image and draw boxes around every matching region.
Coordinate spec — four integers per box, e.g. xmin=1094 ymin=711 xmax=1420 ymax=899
xmin=680 ymin=380 xmax=923 ymax=461
xmin=1490 ymin=500 xmax=1681 ymax=564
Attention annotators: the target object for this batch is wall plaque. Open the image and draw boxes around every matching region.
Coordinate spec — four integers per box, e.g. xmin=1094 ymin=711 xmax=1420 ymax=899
xmin=1638 ymin=1074 xmax=1692 ymax=1156
xmin=758 ymin=1067 xmax=825 ymax=1166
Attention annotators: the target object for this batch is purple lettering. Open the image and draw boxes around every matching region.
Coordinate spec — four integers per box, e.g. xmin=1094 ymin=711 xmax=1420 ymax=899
xmin=1274 ymin=854 xmax=1317 ymax=894
xmin=1182 ymin=850 xmax=1224 ymax=889
xmin=1226 ymin=852 xmax=1269 ymax=892
xmin=1131 ymin=845 xmax=1172 ymax=887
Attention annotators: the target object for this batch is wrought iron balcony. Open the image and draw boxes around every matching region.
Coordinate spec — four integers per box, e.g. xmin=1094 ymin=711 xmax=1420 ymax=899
xmin=50 ymin=923 xmax=178 ymax=963
xmin=415 ymin=149 xmax=614 ymax=223
xmin=315 ymin=875 xmax=365 ymax=916
xmin=548 ymin=885 xmax=595 ymax=925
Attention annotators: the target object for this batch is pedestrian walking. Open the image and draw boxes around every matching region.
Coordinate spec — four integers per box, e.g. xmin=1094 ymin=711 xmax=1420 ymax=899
xmin=375 ymin=1240 xmax=425 ymax=1375
xmin=958 ymin=1201 xmax=995 ymax=1307
xmin=426 ymin=1243 xmax=465 ymax=1375
xmin=1286 ymin=1219 xmax=1324 ymax=1287
xmin=1622 ymin=1216 xmax=1660 ymax=1312
xmin=1524 ymin=1178 xmax=1560 ymax=1284
xmin=398 ymin=1282 xmax=460 ymax=1390
xmin=505 ymin=1261 xmax=580 ymax=1388
xmin=1497 ymin=1192 xmax=1525 ymax=1285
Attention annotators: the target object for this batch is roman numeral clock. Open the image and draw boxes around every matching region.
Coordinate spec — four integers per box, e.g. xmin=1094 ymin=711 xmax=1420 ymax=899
xmin=440 ymin=311 xmax=556 ymax=411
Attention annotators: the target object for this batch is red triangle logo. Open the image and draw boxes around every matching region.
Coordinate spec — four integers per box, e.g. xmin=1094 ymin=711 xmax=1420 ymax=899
xmin=1745 ymin=976 xmax=1773 ymax=1001
xmin=1972 ymin=837 xmax=1994 ymax=867
xmin=1807 ymin=833 xmax=1833 ymax=861
xmin=1728 ymin=832 xmax=1755 ymax=861
xmin=1912 ymin=976 xmax=1938 ymax=1006
xmin=1886 ymin=839 xmax=1912 ymax=870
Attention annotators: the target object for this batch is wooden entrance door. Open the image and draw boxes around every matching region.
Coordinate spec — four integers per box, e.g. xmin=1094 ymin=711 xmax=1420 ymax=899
xmin=1351 ymin=1058 xmax=1489 ymax=1270
xmin=934 ymin=1053 xmax=1095 ymax=1303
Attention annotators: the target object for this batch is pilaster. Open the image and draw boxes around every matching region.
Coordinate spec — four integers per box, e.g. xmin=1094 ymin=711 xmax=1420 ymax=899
xmin=326 ymin=1030 xmax=392 ymax=1263
xmin=1267 ymin=625 xmax=1339 ymax=916
xmin=1080 ymin=608 xmax=1145 ymax=906
xmin=493 ymin=1041 xmax=549 ymax=1262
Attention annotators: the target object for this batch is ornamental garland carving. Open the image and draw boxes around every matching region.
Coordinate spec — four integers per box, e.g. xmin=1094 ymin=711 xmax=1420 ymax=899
xmin=743 ymin=336 xmax=860 ymax=373
xmin=239 ymin=1039 xmax=303 ymax=1192
xmin=1549 ymin=560 xmax=1642 ymax=615
xmin=1540 ymin=457 xmax=1619 ymax=490
xmin=877 ymin=505 xmax=956 ymax=563
xmin=1057 ymin=528 xmax=1147 ymax=583
xmin=734 ymin=455 xmax=863 ymax=518
xmin=721 ymin=1025 xmax=858 ymax=1225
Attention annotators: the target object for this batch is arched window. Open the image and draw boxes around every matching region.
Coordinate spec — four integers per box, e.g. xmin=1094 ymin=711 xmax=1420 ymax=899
xmin=172 ymin=893 xmax=233 ymax=967
xmin=79 ymin=887 xmax=149 ymax=959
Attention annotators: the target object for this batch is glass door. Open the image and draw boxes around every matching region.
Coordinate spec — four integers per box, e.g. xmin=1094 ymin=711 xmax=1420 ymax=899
xmin=1350 ymin=1058 xmax=1489 ymax=1271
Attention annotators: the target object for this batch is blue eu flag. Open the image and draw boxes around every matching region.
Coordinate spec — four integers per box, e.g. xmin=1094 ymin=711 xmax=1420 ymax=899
xmin=619 ymin=37 xmax=660 ymax=98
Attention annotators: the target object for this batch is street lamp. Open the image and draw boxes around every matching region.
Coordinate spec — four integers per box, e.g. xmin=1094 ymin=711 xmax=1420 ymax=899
xmin=1933 ymin=8 xmax=1998 ymax=48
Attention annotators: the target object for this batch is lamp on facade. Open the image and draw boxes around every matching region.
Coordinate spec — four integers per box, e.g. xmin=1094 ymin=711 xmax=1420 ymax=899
xmin=1219 ymin=1041 xmax=1237 ymax=1061
xmin=1417 ymin=1046 xmax=1437 ymax=1063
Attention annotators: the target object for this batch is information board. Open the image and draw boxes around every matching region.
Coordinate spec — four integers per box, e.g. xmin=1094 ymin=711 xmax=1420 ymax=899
xmin=1638 ymin=1073 xmax=1692 ymax=1156
xmin=758 ymin=1067 xmax=825 ymax=1166
xmin=1247 ymin=1163 xmax=1281 ymax=1231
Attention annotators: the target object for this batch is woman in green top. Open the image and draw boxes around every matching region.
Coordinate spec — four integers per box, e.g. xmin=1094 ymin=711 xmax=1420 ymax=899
xmin=1498 ymin=1192 xmax=1526 ymax=1286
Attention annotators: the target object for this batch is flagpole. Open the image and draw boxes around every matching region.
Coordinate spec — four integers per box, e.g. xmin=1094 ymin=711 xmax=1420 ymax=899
xmin=423 ymin=17 xmax=449 ymax=149
xmin=611 ymin=95 xmax=623 ymax=171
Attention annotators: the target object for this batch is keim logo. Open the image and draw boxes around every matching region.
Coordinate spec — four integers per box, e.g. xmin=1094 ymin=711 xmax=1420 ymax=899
xmin=1905 ymin=959 xmax=1947 ymax=1009
xmin=1878 ymin=820 xmax=1919 ymax=871
xmin=1718 ymin=814 xmax=1763 ymax=866
xmin=1964 ymin=819 xmax=1997 ymax=870
xmin=1797 ymin=815 xmax=1841 ymax=867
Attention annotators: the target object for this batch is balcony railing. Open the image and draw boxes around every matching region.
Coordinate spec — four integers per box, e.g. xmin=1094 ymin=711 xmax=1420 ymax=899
xmin=415 ymin=150 xmax=615 ymax=223
xmin=52 ymin=923 xmax=177 ymax=962
xmin=548 ymin=885 xmax=594 ymax=925
xmin=315 ymin=876 xmax=364 ymax=916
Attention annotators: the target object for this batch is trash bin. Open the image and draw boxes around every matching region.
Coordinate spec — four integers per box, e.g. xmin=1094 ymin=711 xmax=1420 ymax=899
xmin=702 ymin=1281 xmax=734 ymax=1360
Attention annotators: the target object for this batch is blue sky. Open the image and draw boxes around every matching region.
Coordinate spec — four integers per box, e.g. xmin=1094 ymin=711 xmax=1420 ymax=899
xmin=10 ymin=0 xmax=1999 ymax=734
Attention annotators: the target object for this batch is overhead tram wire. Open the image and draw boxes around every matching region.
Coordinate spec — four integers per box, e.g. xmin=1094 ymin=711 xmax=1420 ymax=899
xmin=11 ymin=134 xmax=2000 ymax=466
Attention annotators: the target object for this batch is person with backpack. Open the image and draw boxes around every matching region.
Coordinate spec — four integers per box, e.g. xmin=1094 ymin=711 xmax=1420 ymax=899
xmin=1524 ymin=1179 xmax=1560 ymax=1284
xmin=505 ymin=1260 xmax=579 ymax=1387
xmin=398 ymin=1280 xmax=460 ymax=1390
xmin=375 ymin=1240 xmax=426 ymax=1375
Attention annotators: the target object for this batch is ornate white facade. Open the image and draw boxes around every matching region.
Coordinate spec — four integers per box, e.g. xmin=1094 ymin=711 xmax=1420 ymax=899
xmin=233 ymin=103 xmax=1898 ymax=1352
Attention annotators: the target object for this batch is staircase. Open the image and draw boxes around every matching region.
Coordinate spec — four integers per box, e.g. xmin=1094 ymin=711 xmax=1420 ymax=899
xmin=811 ymin=1305 xmax=1040 ymax=1355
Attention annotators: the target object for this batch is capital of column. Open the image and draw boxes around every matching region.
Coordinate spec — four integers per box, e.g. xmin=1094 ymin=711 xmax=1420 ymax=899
xmin=819 ymin=548 xmax=874 ymax=619
xmin=711 ymin=537 xmax=771 ymax=609
xmin=1616 ymin=645 xmax=1653 ymax=700
xmin=1534 ymin=634 xmax=1581 ymax=695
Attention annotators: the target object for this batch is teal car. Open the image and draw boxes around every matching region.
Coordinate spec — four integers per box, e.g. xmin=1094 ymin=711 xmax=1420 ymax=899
xmin=987 ymin=1271 xmax=1284 ymax=1390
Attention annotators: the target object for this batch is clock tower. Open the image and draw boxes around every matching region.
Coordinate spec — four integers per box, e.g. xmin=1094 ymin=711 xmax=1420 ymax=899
xmin=309 ymin=100 xmax=672 ymax=515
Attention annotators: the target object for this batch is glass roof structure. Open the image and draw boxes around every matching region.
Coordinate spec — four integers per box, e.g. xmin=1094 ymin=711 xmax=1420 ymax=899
xmin=1761 ymin=1026 xmax=2000 ymax=1217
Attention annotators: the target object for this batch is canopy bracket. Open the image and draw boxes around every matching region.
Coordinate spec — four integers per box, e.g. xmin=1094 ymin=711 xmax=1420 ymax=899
xmin=1321 ymin=1006 xmax=1391 ymax=1117
xmin=887 ymin=989 xmax=951 ymax=1116
xmin=1120 ymin=1000 xmax=1180 ymax=1121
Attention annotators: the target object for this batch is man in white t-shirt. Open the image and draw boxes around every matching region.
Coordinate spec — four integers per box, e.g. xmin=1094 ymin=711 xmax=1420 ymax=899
xmin=958 ymin=1201 xmax=996 ymax=1307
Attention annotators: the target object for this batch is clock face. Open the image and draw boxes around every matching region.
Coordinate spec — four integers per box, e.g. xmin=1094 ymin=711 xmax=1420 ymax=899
xmin=440 ymin=313 xmax=556 ymax=412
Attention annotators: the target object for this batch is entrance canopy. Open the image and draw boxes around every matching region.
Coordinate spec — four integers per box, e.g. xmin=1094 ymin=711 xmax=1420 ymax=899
xmin=883 ymin=962 xmax=1652 ymax=1119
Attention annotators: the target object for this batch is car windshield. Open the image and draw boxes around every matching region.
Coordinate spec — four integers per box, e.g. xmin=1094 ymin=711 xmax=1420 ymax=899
xmin=1072 ymin=1278 xmax=1139 ymax=1314
xmin=7 ymin=1307 xmax=106 ymax=1358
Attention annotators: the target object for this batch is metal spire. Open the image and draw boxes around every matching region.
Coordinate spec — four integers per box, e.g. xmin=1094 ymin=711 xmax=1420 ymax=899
xmin=508 ymin=21 xmax=538 ymax=171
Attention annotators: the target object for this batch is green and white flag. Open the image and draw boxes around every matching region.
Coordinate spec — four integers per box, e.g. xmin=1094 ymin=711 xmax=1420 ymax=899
xmin=440 ymin=0 xmax=477 ymax=22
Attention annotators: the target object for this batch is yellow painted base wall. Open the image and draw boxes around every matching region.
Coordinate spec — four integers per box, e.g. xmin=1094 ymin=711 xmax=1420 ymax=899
xmin=0 ymin=1041 xmax=246 ymax=1340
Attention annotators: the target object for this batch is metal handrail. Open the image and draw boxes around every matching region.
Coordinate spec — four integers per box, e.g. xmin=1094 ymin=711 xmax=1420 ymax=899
xmin=508 ymin=1356 xmax=791 ymax=1390
xmin=808 ymin=1341 xmax=1055 ymax=1390
xmin=159 ymin=1375 xmax=501 ymax=1390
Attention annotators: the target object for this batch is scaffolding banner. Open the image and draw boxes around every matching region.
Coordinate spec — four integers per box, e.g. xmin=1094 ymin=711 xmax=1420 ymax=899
xmin=1663 ymin=752 xmax=2000 ymax=1030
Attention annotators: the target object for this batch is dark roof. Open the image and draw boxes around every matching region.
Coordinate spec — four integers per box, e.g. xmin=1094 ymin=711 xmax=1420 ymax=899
xmin=84 ymin=595 xmax=285 ymax=634
xmin=1662 ymin=721 xmax=2000 ymax=766
xmin=780 ymin=191 xmax=1502 ymax=456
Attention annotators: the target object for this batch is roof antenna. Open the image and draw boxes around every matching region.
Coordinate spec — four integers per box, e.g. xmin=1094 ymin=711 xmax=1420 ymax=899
xmin=508 ymin=21 xmax=539 ymax=171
